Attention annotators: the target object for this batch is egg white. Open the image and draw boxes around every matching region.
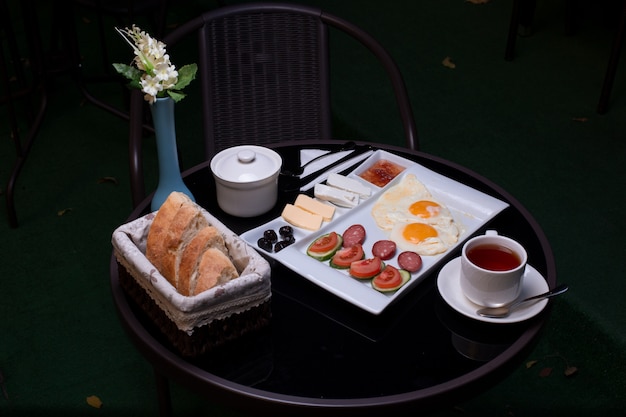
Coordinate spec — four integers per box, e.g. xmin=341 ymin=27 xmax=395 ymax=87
xmin=390 ymin=220 xmax=460 ymax=256
xmin=372 ymin=174 xmax=431 ymax=230
xmin=371 ymin=173 xmax=462 ymax=255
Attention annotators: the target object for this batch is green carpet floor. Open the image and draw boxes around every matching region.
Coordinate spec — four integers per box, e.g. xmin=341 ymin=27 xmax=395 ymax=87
xmin=1 ymin=0 xmax=625 ymax=415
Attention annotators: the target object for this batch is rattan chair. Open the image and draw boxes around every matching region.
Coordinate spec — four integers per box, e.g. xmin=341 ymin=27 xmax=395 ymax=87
xmin=128 ymin=2 xmax=418 ymax=207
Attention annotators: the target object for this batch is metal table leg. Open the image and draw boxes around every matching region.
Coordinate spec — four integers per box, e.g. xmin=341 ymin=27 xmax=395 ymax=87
xmin=154 ymin=368 xmax=173 ymax=417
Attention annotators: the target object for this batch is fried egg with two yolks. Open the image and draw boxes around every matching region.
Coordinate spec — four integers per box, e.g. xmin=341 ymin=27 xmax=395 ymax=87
xmin=371 ymin=174 xmax=461 ymax=256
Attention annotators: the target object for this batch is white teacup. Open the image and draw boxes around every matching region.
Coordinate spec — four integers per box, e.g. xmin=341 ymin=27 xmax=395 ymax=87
xmin=460 ymin=230 xmax=527 ymax=307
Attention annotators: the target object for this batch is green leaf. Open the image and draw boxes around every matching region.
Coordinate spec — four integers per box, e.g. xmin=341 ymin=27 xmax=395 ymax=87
xmin=112 ymin=63 xmax=142 ymax=89
xmin=167 ymin=90 xmax=186 ymax=102
xmin=113 ymin=63 xmax=138 ymax=81
xmin=128 ymin=79 xmax=142 ymax=90
xmin=174 ymin=63 xmax=197 ymax=91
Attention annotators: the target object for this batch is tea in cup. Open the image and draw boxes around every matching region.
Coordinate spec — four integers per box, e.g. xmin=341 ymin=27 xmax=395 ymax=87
xmin=460 ymin=230 xmax=527 ymax=307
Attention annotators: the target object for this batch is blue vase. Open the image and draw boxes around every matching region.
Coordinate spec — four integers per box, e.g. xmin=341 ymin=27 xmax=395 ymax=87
xmin=149 ymin=96 xmax=195 ymax=211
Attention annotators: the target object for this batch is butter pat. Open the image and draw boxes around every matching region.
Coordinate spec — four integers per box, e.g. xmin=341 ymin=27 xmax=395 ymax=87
xmin=281 ymin=204 xmax=323 ymax=231
xmin=314 ymin=183 xmax=359 ymax=208
xmin=326 ymin=173 xmax=371 ymax=198
xmin=294 ymin=194 xmax=335 ymax=221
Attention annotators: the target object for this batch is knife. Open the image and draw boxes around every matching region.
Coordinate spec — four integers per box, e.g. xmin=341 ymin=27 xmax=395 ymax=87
xmin=299 ymin=147 xmax=375 ymax=192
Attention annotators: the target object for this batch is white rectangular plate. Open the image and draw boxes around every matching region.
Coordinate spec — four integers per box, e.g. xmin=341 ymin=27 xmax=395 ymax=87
xmin=240 ymin=150 xmax=509 ymax=315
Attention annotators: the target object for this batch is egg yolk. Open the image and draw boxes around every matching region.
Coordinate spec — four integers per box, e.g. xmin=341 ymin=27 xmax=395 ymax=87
xmin=402 ymin=222 xmax=438 ymax=243
xmin=409 ymin=200 xmax=441 ymax=218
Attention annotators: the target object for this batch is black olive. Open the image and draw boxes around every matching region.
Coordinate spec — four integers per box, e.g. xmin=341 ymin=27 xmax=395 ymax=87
xmin=279 ymin=225 xmax=294 ymax=237
xmin=282 ymin=234 xmax=296 ymax=244
xmin=263 ymin=229 xmax=278 ymax=243
xmin=257 ymin=237 xmax=274 ymax=252
xmin=274 ymin=240 xmax=291 ymax=252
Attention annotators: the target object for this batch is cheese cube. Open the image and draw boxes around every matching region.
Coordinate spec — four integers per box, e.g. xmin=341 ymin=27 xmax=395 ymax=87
xmin=326 ymin=173 xmax=371 ymax=198
xmin=294 ymin=194 xmax=335 ymax=221
xmin=281 ymin=204 xmax=323 ymax=231
xmin=314 ymin=183 xmax=359 ymax=208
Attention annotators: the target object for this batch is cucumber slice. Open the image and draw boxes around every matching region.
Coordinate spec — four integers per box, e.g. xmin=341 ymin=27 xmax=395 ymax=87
xmin=306 ymin=234 xmax=343 ymax=261
xmin=372 ymin=268 xmax=411 ymax=292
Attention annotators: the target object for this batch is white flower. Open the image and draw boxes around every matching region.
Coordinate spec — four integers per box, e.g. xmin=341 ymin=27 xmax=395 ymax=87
xmin=140 ymin=75 xmax=163 ymax=104
xmin=154 ymin=61 xmax=177 ymax=83
xmin=114 ymin=25 xmax=196 ymax=103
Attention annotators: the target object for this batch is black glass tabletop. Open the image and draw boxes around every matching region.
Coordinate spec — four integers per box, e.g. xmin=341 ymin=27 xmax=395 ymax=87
xmin=110 ymin=140 xmax=556 ymax=416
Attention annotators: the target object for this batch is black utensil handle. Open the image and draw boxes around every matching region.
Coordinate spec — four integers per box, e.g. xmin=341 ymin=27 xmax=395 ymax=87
xmin=297 ymin=145 xmax=373 ymax=186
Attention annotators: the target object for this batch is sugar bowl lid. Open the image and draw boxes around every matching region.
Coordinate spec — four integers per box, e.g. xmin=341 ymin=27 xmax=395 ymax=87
xmin=210 ymin=145 xmax=282 ymax=183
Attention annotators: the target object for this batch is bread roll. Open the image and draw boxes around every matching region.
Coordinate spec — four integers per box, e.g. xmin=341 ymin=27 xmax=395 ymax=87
xmin=146 ymin=192 xmax=190 ymax=275
xmin=177 ymin=226 xmax=228 ymax=296
xmin=146 ymin=192 xmax=240 ymax=296
xmin=192 ymin=248 xmax=239 ymax=296
xmin=160 ymin=202 xmax=209 ymax=287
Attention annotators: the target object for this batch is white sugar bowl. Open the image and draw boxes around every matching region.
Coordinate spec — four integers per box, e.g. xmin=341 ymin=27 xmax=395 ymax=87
xmin=210 ymin=145 xmax=282 ymax=217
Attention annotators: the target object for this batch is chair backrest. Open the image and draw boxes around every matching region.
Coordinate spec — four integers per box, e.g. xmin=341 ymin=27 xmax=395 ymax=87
xmin=186 ymin=4 xmax=332 ymax=158
xmin=128 ymin=2 xmax=418 ymax=206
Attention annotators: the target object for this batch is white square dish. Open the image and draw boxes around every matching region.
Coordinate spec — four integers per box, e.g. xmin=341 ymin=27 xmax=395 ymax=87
xmin=240 ymin=150 xmax=509 ymax=314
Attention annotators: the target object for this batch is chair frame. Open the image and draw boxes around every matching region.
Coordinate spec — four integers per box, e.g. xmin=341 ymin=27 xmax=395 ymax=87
xmin=505 ymin=0 xmax=626 ymax=114
xmin=128 ymin=2 xmax=418 ymax=208
xmin=1 ymin=0 xmax=48 ymax=227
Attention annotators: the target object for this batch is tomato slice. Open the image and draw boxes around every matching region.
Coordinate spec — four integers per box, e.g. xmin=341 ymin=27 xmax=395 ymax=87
xmin=309 ymin=232 xmax=340 ymax=254
xmin=372 ymin=265 xmax=402 ymax=289
xmin=331 ymin=244 xmax=365 ymax=268
xmin=349 ymin=257 xmax=383 ymax=279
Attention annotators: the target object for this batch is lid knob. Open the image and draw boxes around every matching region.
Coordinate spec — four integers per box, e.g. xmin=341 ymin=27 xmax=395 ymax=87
xmin=237 ymin=150 xmax=256 ymax=163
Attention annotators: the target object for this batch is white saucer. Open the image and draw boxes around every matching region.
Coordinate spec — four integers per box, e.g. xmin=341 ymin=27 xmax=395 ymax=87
xmin=437 ymin=257 xmax=549 ymax=324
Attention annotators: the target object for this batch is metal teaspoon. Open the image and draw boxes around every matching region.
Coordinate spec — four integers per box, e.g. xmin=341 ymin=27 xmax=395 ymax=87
xmin=476 ymin=283 xmax=569 ymax=318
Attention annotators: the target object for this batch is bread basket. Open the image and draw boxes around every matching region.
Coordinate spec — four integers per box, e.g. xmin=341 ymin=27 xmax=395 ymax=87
xmin=111 ymin=206 xmax=271 ymax=357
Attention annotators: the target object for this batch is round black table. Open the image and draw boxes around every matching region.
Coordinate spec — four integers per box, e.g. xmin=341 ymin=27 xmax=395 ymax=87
xmin=110 ymin=140 xmax=557 ymax=417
